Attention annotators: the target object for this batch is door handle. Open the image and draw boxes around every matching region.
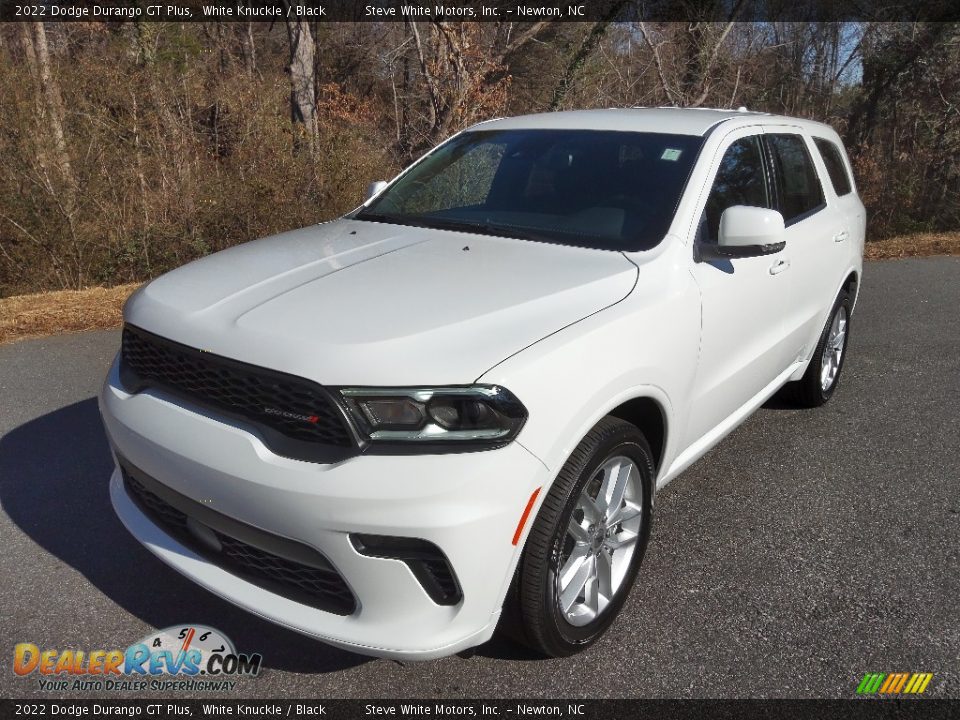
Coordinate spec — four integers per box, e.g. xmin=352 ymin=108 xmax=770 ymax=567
xmin=769 ymin=259 xmax=790 ymax=275
xmin=834 ymin=230 xmax=850 ymax=243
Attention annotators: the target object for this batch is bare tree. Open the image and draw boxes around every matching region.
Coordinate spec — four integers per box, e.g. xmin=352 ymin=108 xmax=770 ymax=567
xmin=241 ymin=19 xmax=258 ymax=77
xmin=2 ymin=19 xmax=960 ymax=296
xmin=404 ymin=21 xmax=550 ymax=150
xmin=550 ymin=5 xmax=629 ymax=110
xmin=846 ymin=22 xmax=954 ymax=147
xmin=282 ymin=2 xmax=317 ymax=155
xmin=21 ymin=22 xmax=74 ymax=195
xmin=639 ymin=17 xmax=740 ymax=108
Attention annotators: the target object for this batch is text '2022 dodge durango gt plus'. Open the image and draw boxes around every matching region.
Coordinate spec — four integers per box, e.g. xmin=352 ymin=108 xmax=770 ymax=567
xmin=100 ymin=108 xmax=865 ymax=660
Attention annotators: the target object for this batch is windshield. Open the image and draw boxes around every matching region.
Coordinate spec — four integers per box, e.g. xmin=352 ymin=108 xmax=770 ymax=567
xmin=355 ymin=129 xmax=704 ymax=251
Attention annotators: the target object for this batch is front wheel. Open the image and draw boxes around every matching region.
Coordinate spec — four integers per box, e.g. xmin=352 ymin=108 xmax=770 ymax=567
xmin=792 ymin=290 xmax=852 ymax=407
xmin=511 ymin=417 xmax=654 ymax=657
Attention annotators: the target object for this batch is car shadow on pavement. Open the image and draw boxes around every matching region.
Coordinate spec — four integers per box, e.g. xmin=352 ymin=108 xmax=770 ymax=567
xmin=0 ymin=397 xmax=369 ymax=674
xmin=466 ymin=635 xmax=544 ymax=662
xmin=761 ymin=384 xmax=804 ymax=410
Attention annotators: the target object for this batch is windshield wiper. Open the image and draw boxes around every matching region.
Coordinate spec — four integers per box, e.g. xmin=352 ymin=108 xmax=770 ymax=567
xmin=353 ymin=210 xmax=416 ymax=226
xmin=404 ymin=215 xmax=555 ymax=242
xmin=354 ymin=211 xmax=474 ymax=234
xmin=475 ymin=219 xmax=558 ymax=243
xmin=355 ymin=211 xmax=558 ymax=244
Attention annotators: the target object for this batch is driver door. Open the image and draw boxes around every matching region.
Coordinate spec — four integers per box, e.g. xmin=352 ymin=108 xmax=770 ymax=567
xmin=682 ymin=129 xmax=795 ymax=448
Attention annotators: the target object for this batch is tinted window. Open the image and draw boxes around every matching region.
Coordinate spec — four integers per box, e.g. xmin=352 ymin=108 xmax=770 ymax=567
xmin=813 ymin=137 xmax=853 ymax=196
xmin=702 ymin=136 xmax=769 ymax=242
xmin=357 ymin=129 xmax=705 ymax=252
xmin=767 ymin=134 xmax=825 ymax=223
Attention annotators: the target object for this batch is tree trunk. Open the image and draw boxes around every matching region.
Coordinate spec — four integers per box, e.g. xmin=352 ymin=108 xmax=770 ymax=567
xmin=25 ymin=22 xmax=75 ymax=195
xmin=242 ymin=20 xmax=257 ymax=76
xmin=284 ymin=13 xmax=317 ymax=155
xmin=407 ymin=20 xmax=440 ymax=134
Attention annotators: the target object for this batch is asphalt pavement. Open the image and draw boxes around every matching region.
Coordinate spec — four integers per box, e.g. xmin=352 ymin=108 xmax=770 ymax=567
xmin=1 ymin=257 xmax=958 ymax=699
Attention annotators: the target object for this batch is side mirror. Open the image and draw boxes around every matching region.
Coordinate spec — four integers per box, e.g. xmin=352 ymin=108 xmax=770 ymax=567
xmin=365 ymin=180 xmax=388 ymax=202
xmin=700 ymin=206 xmax=786 ymax=260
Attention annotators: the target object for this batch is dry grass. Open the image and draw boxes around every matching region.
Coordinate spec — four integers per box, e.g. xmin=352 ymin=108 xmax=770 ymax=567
xmin=864 ymin=231 xmax=960 ymax=260
xmin=1 ymin=231 xmax=958 ymax=345
xmin=0 ymin=283 xmax=139 ymax=345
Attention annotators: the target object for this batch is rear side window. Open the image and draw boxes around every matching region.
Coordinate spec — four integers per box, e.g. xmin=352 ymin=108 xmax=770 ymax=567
xmin=702 ymin=135 xmax=770 ymax=242
xmin=813 ymin=137 xmax=853 ymax=196
xmin=766 ymin=134 xmax=825 ymax=224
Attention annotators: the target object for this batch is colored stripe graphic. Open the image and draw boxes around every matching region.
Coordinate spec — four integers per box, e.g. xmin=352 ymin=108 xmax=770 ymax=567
xmin=857 ymin=672 xmax=932 ymax=695
xmin=895 ymin=673 xmax=910 ymax=693
xmin=913 ymin=673 xmax=933 ymax=694
xmin=881 ymin=673 xmax=908 ymax=693
xmin=857 ymin=673 xmax=886 ymax=694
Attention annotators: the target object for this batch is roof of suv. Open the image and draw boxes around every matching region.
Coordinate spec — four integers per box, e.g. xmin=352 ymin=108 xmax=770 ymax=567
xmin=472 ymin=107 xmax=829 ymax=137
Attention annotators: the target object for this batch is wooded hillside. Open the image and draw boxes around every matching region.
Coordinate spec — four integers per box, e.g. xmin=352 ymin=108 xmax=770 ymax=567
xmin=1 ymin=19 xmax=958 ymax=296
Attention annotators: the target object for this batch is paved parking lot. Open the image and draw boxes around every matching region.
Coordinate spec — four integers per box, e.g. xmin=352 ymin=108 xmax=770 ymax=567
xmin=1 ymin=257 xmax=958 ymax=698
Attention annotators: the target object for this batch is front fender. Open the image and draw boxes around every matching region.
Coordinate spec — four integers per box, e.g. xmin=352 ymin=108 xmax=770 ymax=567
xmin=479 ymin=248 xmax=701 ymax=494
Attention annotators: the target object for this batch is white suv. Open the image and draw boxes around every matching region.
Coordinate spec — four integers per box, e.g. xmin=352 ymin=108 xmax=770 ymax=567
xmin=100 ymin=108 xmax=864 ymax=660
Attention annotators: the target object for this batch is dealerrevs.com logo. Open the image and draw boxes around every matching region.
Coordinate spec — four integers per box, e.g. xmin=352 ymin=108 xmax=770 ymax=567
xmin=13 ymin=625 xmax=261 ymax=693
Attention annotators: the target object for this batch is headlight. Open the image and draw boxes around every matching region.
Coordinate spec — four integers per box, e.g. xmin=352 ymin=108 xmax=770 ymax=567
xmin=339 ymin=386 xmax=527 ymax=445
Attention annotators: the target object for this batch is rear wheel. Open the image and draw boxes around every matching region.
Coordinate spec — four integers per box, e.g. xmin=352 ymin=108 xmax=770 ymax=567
xmin=793 ymin=291 xmax=851 ymax=407
xmin=510 ymin=417 xmax=653 ymax=657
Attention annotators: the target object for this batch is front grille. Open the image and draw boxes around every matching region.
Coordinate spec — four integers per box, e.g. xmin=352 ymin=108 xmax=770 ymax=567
xmin=120 ymin=325 xmax=355 ymax=461
xmin=122 ymin=464 xmax=356 ymax=615
xmin=128 ymin=472 xmax=190 ymax=533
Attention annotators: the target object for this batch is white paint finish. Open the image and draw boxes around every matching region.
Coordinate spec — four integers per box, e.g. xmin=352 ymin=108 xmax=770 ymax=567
xmin=661 ymin=361 xmax=804 ymax=485
xmin=478 ymin=239 xmax=700 ymax=482
xmin=684 ymin=248 xmax=796 ymax=449
xmin=762 ymin=124 xmax=866 ymax=365
xmin=680 ymin=126 xmax=794 ymax=450
xmin=127 ymin=221 xmax=638 ymax=386
xmin=719 ymin=206 xmax=786 ymax=247
xmin=101 ymin=358 xmax=547 ymax=659
xmin=101 ymin=108 xmax=864 ymax=660
xmin=477 ymin=107 xmax=758 ymax=136
xmin=110 ymin=474 xmax=501 ymax=660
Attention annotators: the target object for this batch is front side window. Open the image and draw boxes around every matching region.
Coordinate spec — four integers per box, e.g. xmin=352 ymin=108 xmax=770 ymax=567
xmin=702 ymin=135 xmax=770 ymax=242
xmin=813 ymin=137 xmax=853 ymax=196
xmin=767 ymin=134 xmax=825 ymax=223
xmin=356 ymin=129 xmax=705 ymax=252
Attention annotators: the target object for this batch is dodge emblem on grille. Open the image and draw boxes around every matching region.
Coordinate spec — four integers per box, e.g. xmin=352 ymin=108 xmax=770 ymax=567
xmin=263 ymin=407 xmax=320 ymax=423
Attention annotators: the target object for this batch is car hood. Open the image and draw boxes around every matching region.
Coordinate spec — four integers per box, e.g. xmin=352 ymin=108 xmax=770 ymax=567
xmin=125 ymin=219 xmax=638 ymax=385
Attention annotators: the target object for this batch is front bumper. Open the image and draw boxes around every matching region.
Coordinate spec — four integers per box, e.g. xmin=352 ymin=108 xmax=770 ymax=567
xmin=100 ymin=358 xmax=549 ymax=660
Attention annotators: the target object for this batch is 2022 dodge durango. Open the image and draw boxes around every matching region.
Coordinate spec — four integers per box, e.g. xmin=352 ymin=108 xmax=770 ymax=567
xmin=100 ymin=108 xmax=865 ymax=660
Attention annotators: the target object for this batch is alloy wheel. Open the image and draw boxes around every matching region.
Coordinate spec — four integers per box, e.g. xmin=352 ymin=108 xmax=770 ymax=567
xmin=557 ymin=455 xmax=644 ymax=627
xmin=820 ymin=305 xmax=848 ymax=391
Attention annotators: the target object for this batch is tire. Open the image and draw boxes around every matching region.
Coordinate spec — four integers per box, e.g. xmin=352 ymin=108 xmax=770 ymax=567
xmin=792 ymin=290 xmax=852 ymax=408
xmin=510 ymin=417 xmax=654 ymax=657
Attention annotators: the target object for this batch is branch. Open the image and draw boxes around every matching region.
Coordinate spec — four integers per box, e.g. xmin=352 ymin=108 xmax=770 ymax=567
xmin=692 ymin=1 xmax=744 ymax=107
xmin=406 ymin=20 xmax=441 ymax=125
xmin=550 ymin=2 xmax=627 ymax=110
xmin=500 ymin=20 xmax=550 ymax=59
xmin=639 ymin=22 xmax=676 ymax=105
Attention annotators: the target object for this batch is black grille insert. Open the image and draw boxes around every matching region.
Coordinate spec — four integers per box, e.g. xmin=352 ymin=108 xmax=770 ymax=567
xmin=120 ymin=325 xmax=356 ymax=461
xmin=121 ymin=461 xmax=356 ymax=615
